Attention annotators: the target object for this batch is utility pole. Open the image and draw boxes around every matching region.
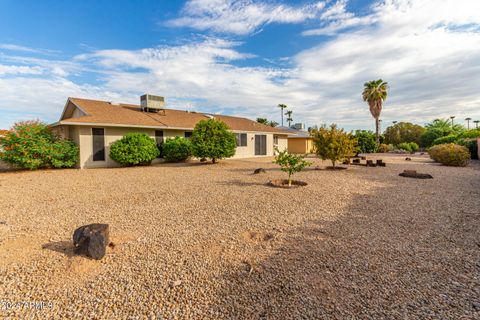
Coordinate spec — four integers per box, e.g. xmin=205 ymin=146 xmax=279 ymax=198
xmin=450 ymin=115 xmax=455 ymax=127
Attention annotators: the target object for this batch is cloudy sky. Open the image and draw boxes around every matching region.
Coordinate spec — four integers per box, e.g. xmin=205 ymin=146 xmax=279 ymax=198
xmin=0 ymin=0 xmax=479 ymax=131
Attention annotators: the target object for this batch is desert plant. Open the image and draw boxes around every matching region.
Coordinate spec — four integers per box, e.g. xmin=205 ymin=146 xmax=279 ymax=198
xmin=362 ymin=79 xmax=388 ymax=144
xmin=109 ymin=132 xmax=159 ymax=166
xmin=273 ymin=148 xmax=311 ymax=186
xmin=162 ymin=136 xmax=192 ymax=162
xmin=354 ymin=130 xmax=377 ymax=153
xmin=408 ymin=142 xmax=419 ymax=153
xmin=191 ymin=119 xmax=236 ymax=164
xmin=0 ymin=120 xmax=79 ymax=170
xmin=312 ymin=124 xmax=357 ymax=168
xmin=377 ymin=143 xmax=389 ymax=153
xmin=396 ymin=142 xmax=412 ymax=153
xmin=428 ymin=143 xmax=470 ymax=167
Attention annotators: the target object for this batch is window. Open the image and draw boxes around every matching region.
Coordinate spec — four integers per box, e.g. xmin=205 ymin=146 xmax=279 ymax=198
xmin=236 ymin=133 xmax=247 ymax=147
xmin=184 ymin=131 xmax=192 ymax=138
xmin=92 ymin=128 xmax=105 ymax=161
xmin=155 ymin=130 xmax=164 ymax=158
xmin=273 ymin=136 xmax=279 ymax=145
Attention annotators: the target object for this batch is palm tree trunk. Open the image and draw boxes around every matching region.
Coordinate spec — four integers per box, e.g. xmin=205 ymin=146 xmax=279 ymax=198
xmin=375 ymin=117 xmax=380 ymax=144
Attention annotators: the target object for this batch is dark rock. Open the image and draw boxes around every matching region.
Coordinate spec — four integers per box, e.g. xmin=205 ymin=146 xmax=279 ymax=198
xmin=253 ymin=168 xmax=266 ymax=174
xmin=376 ymin=159 xmax=386 ymax=167
xmin=73 ymin=224 xmax=109 ymax=260
xmin=473 ymin=301 xmax=480 ymax=311
xmin=352 ymin=158 xmax=361 ymax=164
xmin=366 ymin=160 xmax=377 ymax=167
xmin=405 ymin=157 xmax=412 ymax=161
xmin=399 ymin=170 xmax=433 ymax=179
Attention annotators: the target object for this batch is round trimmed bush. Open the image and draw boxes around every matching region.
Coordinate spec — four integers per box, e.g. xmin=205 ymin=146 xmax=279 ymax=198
xmin=408 ymin=142 xmax=419 ymax=153
xmin=428 ymin=143 xmax=470 ymax=167
xmin=163 ymin=136 xmax=192 ymax=162
xmin=457 ymin=138 xmax=479 ymax=160
xmin=110 ymin=133 xmax=159 ymax=166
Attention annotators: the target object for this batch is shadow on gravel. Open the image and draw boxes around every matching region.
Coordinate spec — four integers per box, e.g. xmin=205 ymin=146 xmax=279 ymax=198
xmin=42 ymin=240 xmax=76 ymax=258
xmin=210 ymin=172 xmax=480 ymax=319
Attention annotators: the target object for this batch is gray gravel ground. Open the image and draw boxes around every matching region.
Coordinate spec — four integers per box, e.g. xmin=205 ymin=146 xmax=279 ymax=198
xmin=0 ymin=154 xmax=479 ymax=319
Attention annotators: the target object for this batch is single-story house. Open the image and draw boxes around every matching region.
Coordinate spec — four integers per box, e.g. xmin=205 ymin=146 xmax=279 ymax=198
xmin=277 ymin=126 xmax=314 ymax=154
xmin=51 ymin=95 xmax=291 ymax=168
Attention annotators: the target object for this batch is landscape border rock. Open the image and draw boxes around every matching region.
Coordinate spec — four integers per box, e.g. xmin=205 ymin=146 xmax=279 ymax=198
xmin=268 ymin=179 xmax=308 ymax=188
xmin=399 ymin=170 xmax=433 ymax=179
xmin=253 ymin=168 xmax=266 ymax=174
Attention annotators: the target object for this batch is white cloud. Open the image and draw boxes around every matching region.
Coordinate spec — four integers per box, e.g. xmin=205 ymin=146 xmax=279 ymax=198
xmin=0 ymin=65 xmax=44 ymax=76
xmin=0 ymin=43 xmax=59 ymax=55
xmin=166 ymin=0 xmax=326 ymax=35
xmin=1 ymin=0 xmax=480 ymax=131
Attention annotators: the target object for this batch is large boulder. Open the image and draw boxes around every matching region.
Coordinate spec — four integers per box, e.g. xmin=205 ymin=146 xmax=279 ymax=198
xmin=73 ymin=224 xmax=109 ymax=260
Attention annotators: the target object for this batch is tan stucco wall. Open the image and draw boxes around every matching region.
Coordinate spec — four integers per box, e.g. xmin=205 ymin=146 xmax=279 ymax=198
xmin=288 ymin=138 xmax=314 ymax=154
xmin=68 ymin=125 xmax=277 ymax=168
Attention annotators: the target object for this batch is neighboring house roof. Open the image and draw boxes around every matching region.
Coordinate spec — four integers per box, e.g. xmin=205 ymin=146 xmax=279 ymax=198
xmin=277 ymin=126 xmax=312 ymax=138
xmin=56 ymin=98 xmax=291 ymax=134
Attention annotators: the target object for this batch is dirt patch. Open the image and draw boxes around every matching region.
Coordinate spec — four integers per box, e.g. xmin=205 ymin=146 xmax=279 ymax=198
xmin=268 ymin=179 xmax=307 ymax=188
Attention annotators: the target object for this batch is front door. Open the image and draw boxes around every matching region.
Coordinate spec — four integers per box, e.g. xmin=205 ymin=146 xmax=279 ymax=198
xmin=254 ymin=135 xmax=267 ymax=155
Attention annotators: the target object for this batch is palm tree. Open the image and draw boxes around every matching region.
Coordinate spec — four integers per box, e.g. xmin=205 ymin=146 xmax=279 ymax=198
xmin=278 ymin=104 xmax=287 ymax=126
xmin=285 ymin=110 xmax=293 ymax=127
xmin=474 ymin=120 xmax=479 ymax=129
xmin=362 ymin=79 xmax=388 ymax=144
xmin=465 ymin=117 xmax=472 ymax=130
xmin=268 ymin=120 xmax=279 ymax=127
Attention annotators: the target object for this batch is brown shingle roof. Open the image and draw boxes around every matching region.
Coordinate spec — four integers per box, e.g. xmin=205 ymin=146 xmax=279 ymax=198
xmin=59 ymin=98 xmax=290 ymax=134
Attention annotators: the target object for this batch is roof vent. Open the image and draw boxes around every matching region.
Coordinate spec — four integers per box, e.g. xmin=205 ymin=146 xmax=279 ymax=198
xmin=205 ymin=114 xmax=215 ymax=119
xmin=110 ymin=101 xmax=120 ymax=106
xmin=140 ymin=94 xmax=165 ymax=112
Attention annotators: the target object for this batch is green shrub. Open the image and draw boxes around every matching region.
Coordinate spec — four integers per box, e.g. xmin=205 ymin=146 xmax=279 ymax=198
xmin=191 ymin=119 xmax=236 ymax=163
xmin=457 ymin=138 xmax=479 ymax=160
xmin=163 ymin=136 xmax=192 ymax=162
xmin=312 ymin=124 xmax=357 ymax=168
xmin=396 ymin=142 xmax=412 ymax=152
xmin=354 ymin=130 xmax=377 ymax=153
xmin=457 ymin=129 xmax=480 ymax=139
xmin=408 ymin=142 xmax=419 ymax=152
xmin=428 ymin=143 xmax=470 ymax=167
xmin=110 ymin=133 xmax=159 ymax=166
xmin=0 ymin=120 xmax=79 ymax=170
xmin=273 ymin=148 xmax=311 ymax=186
xmin=432 ymin=134 xmax=457 ymax=145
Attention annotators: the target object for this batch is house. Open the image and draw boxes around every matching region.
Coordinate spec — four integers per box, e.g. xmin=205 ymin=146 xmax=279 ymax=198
xmin=51 ymin=95 xmax=291 ymax=168
xmin=277 ymin=125 xmax=314 ymax=154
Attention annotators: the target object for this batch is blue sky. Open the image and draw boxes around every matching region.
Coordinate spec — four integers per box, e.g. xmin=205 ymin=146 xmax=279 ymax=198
xmin=1 ymin=0 xmax=479 ymax=131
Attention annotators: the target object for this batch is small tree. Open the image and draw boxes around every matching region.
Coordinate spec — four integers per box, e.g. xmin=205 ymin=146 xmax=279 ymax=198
xmin=273 ymin=148 xmax=311 ymax=186
xmin=109 ymin=132 xmax=159 ymax=166
xmin=191 ymin=119 xmax=236 ymax=163
xmin=312 ymin=124 xmax=357 ymax=168
xmin=0 ymin=120 xmax=79 ymax=170
xmin=163 ymin=136 xmax=192 ymax=162
xmin=354 ymin=130 xmax=377 ymax=153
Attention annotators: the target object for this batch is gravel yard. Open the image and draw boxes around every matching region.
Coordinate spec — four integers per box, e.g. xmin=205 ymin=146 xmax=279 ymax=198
xmin=0 ymin=154 xmax=479 ymax=319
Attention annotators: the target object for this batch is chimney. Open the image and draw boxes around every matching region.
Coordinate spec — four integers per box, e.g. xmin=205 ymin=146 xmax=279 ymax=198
xmin=140 ymin=94 xmax=165 ymax=112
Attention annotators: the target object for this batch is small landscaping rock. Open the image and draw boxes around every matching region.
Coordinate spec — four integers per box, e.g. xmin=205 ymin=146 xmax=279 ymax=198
xmin=405 ymin=157 xmax=412 ymax=161
xmin=253 ymin=168 xmax=266 ymax=174
xmin=170 ymin=280 xmax=183 ymax=288
xmin=73 ymin=224 xmax=109 ymax=260
xmin=472 ymin=301 xmax=480 ymax=311
xmin=399 ymin=170 xmax=433 ymax=179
